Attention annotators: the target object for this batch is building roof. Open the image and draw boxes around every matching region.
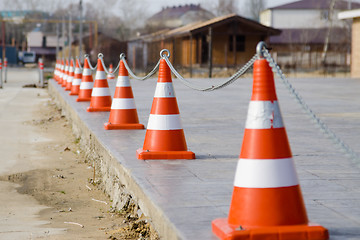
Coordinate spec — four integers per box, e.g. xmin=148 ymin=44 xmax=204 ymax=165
xmin=338 ymin=8 xmax=360 ymax=19
xmin=271 ymin=0 xmax=360 ymax=10
xmin=148 ymin=4 xmax=213 ymax=21
xmin=146 ymin=4 xmax=215 ymax=29
xmin=168 ymin=14 xmax=280 ymax=36
xmin=134 ymin=14 xmax=280 ymax=42
xmin=269 ymin=28 xmax=349 ymax=45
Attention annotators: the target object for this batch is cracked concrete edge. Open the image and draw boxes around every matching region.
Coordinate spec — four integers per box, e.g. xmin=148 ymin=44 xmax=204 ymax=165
xmin=48 ymin=80 xmax=183 ymax=240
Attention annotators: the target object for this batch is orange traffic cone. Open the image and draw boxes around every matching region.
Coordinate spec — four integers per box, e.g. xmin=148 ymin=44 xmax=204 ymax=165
xmin=53 ymin=60 xmax=58 ymax=82
xmin=87 ymin=56 xmax=112 ymax=112
xmin=58 ymin=59 xmax=64 ymax=85
xmin=65 ymin=58 xmax=74 ymax=91
xmin=55 ymin=60 xmax=61 ymax=82
xmin=212 ymin=58 xmax=329 ymax=240
xmin=104 ymin=60 xmax=144 ymax=130
xmin=76 ymin=57 xmax=93 ymax=102
xmin=62 ymin=59 xmax=69 ymax=88
xmin=70 ymin=58 xmax=82 ymax=96
xmin=136 ymin=59 xmax=195 ymax=160
xmin=107 ymin=63 xmax=115 ymax=80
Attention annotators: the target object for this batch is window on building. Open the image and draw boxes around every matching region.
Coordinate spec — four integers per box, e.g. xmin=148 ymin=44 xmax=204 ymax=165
xmin=42 ymin=36 xmax=46 ymax=48
xmin=229 ymin=35 xmax=245 ymax=52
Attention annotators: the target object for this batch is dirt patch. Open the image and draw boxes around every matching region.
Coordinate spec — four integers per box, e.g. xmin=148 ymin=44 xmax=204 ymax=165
xmin=0 ymin=100 xmax=159 ymax=240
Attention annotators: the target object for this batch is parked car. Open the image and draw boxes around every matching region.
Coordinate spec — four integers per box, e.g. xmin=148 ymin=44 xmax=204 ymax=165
xmin=18 ymin=51 xmax=36 ymax=64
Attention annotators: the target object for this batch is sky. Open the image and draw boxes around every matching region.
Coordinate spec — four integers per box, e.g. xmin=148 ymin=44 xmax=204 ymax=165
xmin=78 ymin=0 xmax=297 ymax=18
xmin=146 ymin=0 xmax=296 ymax=14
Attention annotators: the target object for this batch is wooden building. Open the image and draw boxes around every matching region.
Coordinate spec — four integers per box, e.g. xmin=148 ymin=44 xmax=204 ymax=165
xmin=128 ymin=14 xmax=280 ymax=76
xmin=339 ymin=9 xmax=360 ymax=78
xmin=82 ymin=32 xmax=127 ymax=66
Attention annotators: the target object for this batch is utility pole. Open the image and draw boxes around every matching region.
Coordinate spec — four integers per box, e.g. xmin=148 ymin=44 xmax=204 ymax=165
xmin=79 ymin=0 xmax=83 ymax=62
xmin=322 ymin=0 xmax=336 ymax=65
xmin=56 ymin=23 xmax=59 ymax=59
xmin=69 ymin=14 xmax=72 ymax=61
xmin=2 ymin=21 xmax=5 ymax=59
xmin=62 ymin=17 xmax=66 ymax=58
xmin=208 ymin=27 xmax=213 ymax=78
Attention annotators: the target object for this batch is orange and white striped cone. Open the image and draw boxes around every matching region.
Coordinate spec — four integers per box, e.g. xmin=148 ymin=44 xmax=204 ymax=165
xmin=65 ymin=58 xmax=74 ymax=91
xmin=136 ymin=59 xmax=195 ymax=160
xmin=76 ymin=57 xmax=93 ymax=102
xmin=104 ymin=60 xmax=144 ymax=130
xmin=55 ymin=60 xmax=61 ymax=82
xmin=61 ymin=59 xmax=69 ymax=88
xmin=107 ymin=63 xmax=115 ymax=80
xmin=212 ymin=58 xmax=329 ymax=240
xmin=70 ymin=58 xmax=82 ymax=96
xmin=53 ymin=60 xmax=59 ymax=82
xmin=87 ymin=55 xmax=112 ymax=112
xmin=58 ymin=59 xmax=64 ymax=85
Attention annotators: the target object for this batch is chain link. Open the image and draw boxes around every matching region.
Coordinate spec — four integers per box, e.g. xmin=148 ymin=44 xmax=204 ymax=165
xmin=76 ymin=57 xmax=83 ymax=71
xmin=86 ymin=56 xmax=97 ymax=71
xmin=163 ymin=54 xmax=257 ymax=91
xmin=99 ymin=56 xmax=110 ymax=74
xmin=121 ymin=55 xmax=160 ymax=81
xmin=95 ymin=54 xmax=121 ymax=76
xmin=110 ymin=61 xmax=121 ymax=76
xmin=262 ymin=47 xmax=360 ymax=164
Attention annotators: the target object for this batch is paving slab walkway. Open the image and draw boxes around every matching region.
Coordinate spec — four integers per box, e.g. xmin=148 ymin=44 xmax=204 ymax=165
xmin=49 ymin=74 xmax=360 ymax=240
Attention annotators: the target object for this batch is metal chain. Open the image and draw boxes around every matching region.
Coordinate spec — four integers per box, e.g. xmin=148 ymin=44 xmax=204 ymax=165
xmin=98 ymin=55 xmax=110 ymax=74
xmin=98 ymin=54 xmax=120 ymax=75
xmin=110 ymin=60 xmax=121 ymax=76
xmin=120 ymin=55 xmax=160 ymax=81
xmin=76 ymin=57 xmax=83 ymax=71
xmin=85 ymin=55 xmax=97 ymax=71
xmin=163 ymin=54 xmax=257 ymax=91
xmin=262 ymin=47 xmax=360 ymax=164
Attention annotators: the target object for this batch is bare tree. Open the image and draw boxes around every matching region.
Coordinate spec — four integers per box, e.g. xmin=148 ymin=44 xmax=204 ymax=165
xmin=203 ymin=0 xmax=240 ymax=16
xmin=247 ymin=0 xmax=265 ymax=21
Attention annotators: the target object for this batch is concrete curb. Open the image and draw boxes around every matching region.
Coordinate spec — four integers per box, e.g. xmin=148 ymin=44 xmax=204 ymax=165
xmin=48 ymin=80 xmax=181 ymax=239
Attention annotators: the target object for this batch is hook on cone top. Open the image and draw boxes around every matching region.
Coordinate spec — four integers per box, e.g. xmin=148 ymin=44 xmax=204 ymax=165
xmin=256 ymin=41 xmax=267 ymax=59
xmin=160 ymin=49 xmax=170 ymax=58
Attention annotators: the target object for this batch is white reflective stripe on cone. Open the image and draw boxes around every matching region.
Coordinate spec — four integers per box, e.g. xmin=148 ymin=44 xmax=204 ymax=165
xmin=154 ymin=82 xmax=176 ymax=98
xmin=233 ymin=158 xmax=299 ymax=188
xmin=245 ymin=101 xmax=284 ymax=129
xmin=75 ymin=68 xmax=82 ymax=74
xmin=67 ymin=76 xmax=73 ymax=83
xmin=95 ymin=70 xmax=106 ymax=80
xmin=116 ymin=76 xmax=130 ymax=87
xmin=147 ymin=114 xmax=182 ymax=130
xmin=111 ymin=98 xmax=136 ymax=110
xmin=91 ymin=87 xmax=111 ymax=97
xmin=72 ymin=78 xmax=82 ymax=86
xmin=80 ymin=82 xmax=94 ymax=89
xmin=83 ymin=68 xmax=92 ymax=76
